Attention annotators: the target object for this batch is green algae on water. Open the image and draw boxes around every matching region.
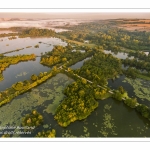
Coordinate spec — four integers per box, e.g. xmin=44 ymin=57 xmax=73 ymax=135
xmin=0 ymin=73 xmax=74 ymax=137
xmin=98 ymin=104 xmax=117 ymax=137
xmin=124 ymin=78 xmax=150 ymax=101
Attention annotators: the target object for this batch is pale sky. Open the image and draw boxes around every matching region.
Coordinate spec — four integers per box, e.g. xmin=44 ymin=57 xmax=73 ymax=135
xmin=0 ymin=12 xmax=150 ymax=20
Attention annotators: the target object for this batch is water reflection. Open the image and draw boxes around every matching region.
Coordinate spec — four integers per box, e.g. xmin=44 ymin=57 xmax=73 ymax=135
xmin=72 ymin=49 xmax=85 ymax=53
xmin=103 ymin=50 xmax=134 ymax=59
xmin=0 ymin=37 xmax=67 ymax=91
xmin=70 ymin=57 xmax=91 ymax=69
xmin=0 ymin=37 xmax=67 ymax=55
xmin=0 ymin=58 xmax=51 ymax=91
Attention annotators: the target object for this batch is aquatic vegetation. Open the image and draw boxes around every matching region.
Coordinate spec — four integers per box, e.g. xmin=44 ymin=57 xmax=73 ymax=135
xmin=35 ymin=129 xmax=56 ymax=137
xmin=15 ymin=72 xmax=28 ymax=78
xmin=124 ymin=78 xmax=150 ymax=101
xmin=98 ymin=104 xmax=117 ymax=137
xmin=62 ymin=130 xmax=76 ymax=137
xmin=0 ymin=74 xmax=73 ymax=137
xmin=43 ymin=124 xmax=49 ymax=129
xmin=104 ymin=104 xmax=112 ymax=111
xmin=93 ymin=123 xmax=98 ymax=128
xmin=61 ymin=126 xmax=90 ymax=137
xmin=81 ymin=126 xmax=90 ymax=137
xmin=0 ymin=73 xmax=72 ymax=137
xmin=43 ymin=73 xmax=74 ymax=114
xmin=44 ymin=94 xmax=64 ymax=115
xmin=0 ymin=97 xmax=32 ymax=130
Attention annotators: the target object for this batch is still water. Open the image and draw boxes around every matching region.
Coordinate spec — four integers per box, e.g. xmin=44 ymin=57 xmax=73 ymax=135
xmin=1 ymin=73 xmax=150 ymax=137
xmin=0 ymin=37 xmax=67 ymax=91
xmin=70 ymin=57 xmax=91 ymax=70
xmin=0 ymin=37 xmax=150 ymax=137
xmin=0 ymin=36 xmax=66 ymax=55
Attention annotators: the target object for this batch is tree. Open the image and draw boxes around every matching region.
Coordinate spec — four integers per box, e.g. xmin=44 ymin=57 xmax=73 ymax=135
xmin=62 ymin=57 xmax=67 ymax=62
xmin=32 ymin=110 xmax=37 ymax=115
xmin=0 ymin=93 xmax=2 ymax=98
xmin=12 ymin=82 xmax=24 ymax=91
xmin=136 ymin=104 xmax=150 ymax=119
xmin=112 ymin=91 xmax=123 ymax=101
xmin=124 ymin=97 xmax=137 ymax=108
xmin=81 ymin=78 xmax=87 ymax=84
xmin=78 ymin=90 xmax=85 ymax=97
xmin=38 ymin=72 xmax=44 ymax=78
xmin=31 ymin=74 xmax=38 ymax=81
xmin=52 ymin=66 xmax=57 ymax=72
xmin=118 ymin=86 xmax=126 ymax=94
xmin=23 ymin=80 xmax=30 ymax=86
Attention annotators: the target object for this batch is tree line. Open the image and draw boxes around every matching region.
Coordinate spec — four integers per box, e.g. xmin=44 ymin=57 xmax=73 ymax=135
xmin=0 ymin=66 xmax=59 ymax=107
xmin=0 ymin=54 xmax=36 ymax=81
xmin=74 ymin=51 xmax=122 ymax=86
xmin=19 ymin=28 xmax=56 ymax=38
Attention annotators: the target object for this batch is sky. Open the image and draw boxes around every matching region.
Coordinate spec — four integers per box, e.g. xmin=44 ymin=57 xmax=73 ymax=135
xmin=0 ymin=12 xmax=150 ymax=20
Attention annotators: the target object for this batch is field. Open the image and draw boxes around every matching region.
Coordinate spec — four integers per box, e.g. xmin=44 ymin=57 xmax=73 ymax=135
xmin=114 ymin=19 xmax=150 ymax=31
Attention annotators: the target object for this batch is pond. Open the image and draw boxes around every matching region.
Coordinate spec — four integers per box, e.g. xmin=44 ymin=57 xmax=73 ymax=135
xmin=103 ymin=50 xmax=134 ymax=59
xmin=0 ymin=36 xmax=67 ymax=55
xmin=0 ymin=73 xmax=74 ymax=137
xmin=0 ymin=36 xmax=67 ymax=91
xmin=104 ymin=50 xmax=149 ymax=60
xmin=1 ymin=73 xmax=150 ymax=137
xmin=70 ymin=57 xmax=92 ymax=69
xmin=0 ymin=58 xmax=50 ymax=91
xmin=61 ymin=97 xmax=150 ymax=137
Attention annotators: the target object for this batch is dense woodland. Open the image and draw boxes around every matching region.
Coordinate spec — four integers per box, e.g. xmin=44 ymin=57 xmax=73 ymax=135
xmin=58 ymin=21 xmax=150 ymax=50
xmin=127 ymin=51 xmax=150 ymax=61
xmin=0 ymin=27 xmax=56 ymax=38
xmin=122 ymin=58 xmax=150 ymax=72
xmin=19 ymin=28 xmax=56 ymax=38
xmin=117 ymin=50 xmax=150 ymax=80
xmin=54 ymin=78 xmax=109 ymax=127
xmin=40 ymin=45 xmax=94 ymax=67
xmin=74 ymin=51 xmax=122 ymax=85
